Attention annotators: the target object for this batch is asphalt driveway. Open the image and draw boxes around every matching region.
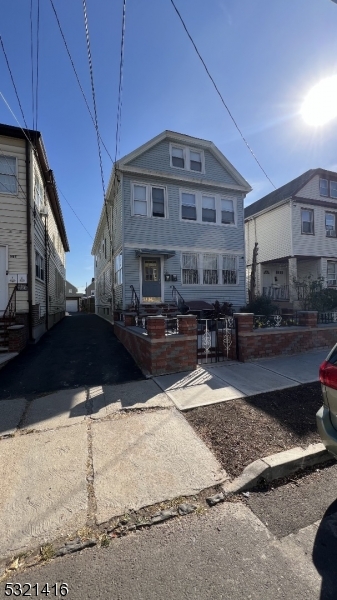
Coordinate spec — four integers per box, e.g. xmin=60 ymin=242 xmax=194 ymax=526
xmin=0 ymin=314 xmax=143 ymax=400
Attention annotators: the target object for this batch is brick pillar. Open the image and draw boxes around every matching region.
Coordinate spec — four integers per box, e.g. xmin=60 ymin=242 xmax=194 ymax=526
xmin=177 ymin=314 xmax=197 ymax=335
xmin=298 ymin=311 xmax=317 ymax=328
xmin=147 ymin=316 xmax=165 ymax=339
xmin=8 ymin=325 xmax=26 ymax=353
xmin=233 ymin=313 xmax=254 ymax=333
xmin=124 ymin=313 xmax=135 ymax=327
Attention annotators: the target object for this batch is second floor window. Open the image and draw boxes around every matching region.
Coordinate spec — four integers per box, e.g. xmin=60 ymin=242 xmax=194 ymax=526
xmin=202 ymin=196 xmax=216 ymax=223
xmin=35 ymin=251 xmax=45 ymax=281
xmin=180 ymin=190 xmax=237 ymax=226
xmin=152 ymin=187 xmax=165 ymax=217
xmin=221 ymin=199 xmax=235 ymax=224
xmin=132 ymin=183 xmax=167 ymax=218
xmin=326 ymin=213 xmax=336 ymax=237
xmin=134 ymin=185 xmax=147 ymax=215
xmin=301 ymin=208 xmax=314 ymax=234
xmin=34 ymin=174 xmax=44 ymax=209
xmin=181 ymin=192 xmax=197 ymax=220
xmin=0 ymin=156 xmax=17 ymax=194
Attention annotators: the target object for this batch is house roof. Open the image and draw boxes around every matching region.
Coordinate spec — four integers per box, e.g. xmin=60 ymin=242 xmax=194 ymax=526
xmin=0 ymin=123 xmax=70 ymax=251
xmin=65 ymin=280 xmax=82 ymax=297
xmin=117 ymin=130 xmax=252 ymax=192
xmin=244 ymin=168 xmax=337 ymax=220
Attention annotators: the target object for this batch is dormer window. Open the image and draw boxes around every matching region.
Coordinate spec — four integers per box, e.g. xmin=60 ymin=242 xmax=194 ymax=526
xmin=319 ymin=177 xmax=337 ymax=198
xmin=170 ymin=144 xmax=205 ymax=173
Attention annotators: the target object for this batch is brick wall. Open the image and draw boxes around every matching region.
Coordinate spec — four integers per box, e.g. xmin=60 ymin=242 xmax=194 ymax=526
xmin=114 ymin=315 xmax=197 ymax=376
xmin=234 ymin=312 xmax=336 ymax=362
xmin=8 ymin=325 xmax=27 ymax=353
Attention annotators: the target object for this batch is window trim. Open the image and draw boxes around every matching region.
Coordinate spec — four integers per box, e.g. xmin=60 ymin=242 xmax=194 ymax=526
xmin=181 ymin=251 xmax=239 ymax=286
xmin=180 ymin=189 xmax=237 ymax=226
xmin=35 ymin=250 xmax=45 ymax=282
xmin=169 ymin=143 xmax=205 ymax=174
xmin=131 ymin=182 xmax=168 ymax=219
xmin=301 ymin=207 xmax=314 ymax=235
xmin=0 ymin=154 xmax=18 ymax=196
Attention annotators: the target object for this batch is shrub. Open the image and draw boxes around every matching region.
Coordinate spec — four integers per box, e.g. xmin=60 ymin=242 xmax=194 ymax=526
xmin=240 ymin=295 xmax=278 ymax=316
xmin=212 ymin=300 xmax=234 ymax=316
xmin=308 ymin=288 xmax=337 ymax=312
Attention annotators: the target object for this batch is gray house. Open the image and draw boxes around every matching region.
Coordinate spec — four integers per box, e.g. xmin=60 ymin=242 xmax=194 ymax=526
xmin=92 ymin=131 xmax=251 ymax=320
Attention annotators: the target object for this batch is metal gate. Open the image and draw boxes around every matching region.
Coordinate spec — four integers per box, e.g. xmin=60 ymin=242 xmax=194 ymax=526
xmin=197 ymin=317 xmax=236 ymax=364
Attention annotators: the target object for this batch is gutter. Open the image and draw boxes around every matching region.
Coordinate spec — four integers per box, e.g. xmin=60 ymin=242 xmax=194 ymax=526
xmin=25 ymin=140 xmax=33 ymax=342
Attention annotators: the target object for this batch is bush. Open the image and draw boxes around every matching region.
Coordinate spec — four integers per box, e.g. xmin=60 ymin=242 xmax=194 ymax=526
xmin=240 ymin=295 xmax=278 ymax=316
xmin=212 ymin=300 xmax=234 ymax=316
xmin=308 ymin=288 xmax=337 ymax=312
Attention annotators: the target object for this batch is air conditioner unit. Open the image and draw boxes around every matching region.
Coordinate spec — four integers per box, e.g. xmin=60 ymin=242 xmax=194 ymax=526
xmin=39 ymin=206 xmax=49 ymax=217
xmin=327 ymin=230 xmax=336 ymax=237
xmin=327 ymin=279 xmax=337 ymax=286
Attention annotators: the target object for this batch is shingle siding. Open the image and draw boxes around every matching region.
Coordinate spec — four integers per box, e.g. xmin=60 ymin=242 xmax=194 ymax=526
xmin=245 ymin=203 xmax=292 ymax=265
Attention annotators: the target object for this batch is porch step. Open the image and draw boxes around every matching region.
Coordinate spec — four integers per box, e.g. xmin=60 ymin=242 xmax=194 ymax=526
xmin=0 ymin=346 xmax=9 ymax=353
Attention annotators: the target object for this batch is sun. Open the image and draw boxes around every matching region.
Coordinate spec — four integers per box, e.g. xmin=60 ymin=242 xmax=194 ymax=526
xmin=301 ymin=75 xmax=337 ymax=126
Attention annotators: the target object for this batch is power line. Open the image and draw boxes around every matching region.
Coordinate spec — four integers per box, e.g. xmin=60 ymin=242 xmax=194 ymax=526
xmin=170 ymin=0 xmax=276 ymax=190
xmin=0 ymin=37 xmax=28 ymax=129
xmin=49 ymin=0 xmax=114 ymax=164
xmin=57 ymin=186 xmax=94 ymax=240
xmin=114 ymin=0 xmax=126 ymax=164
xmin=82 ymin=0 xmax=113 ymax=249
xmin=30 ymin=0 xmax=35 ymax=129
xmin=35 ymin=0 xmax=40 ymax=132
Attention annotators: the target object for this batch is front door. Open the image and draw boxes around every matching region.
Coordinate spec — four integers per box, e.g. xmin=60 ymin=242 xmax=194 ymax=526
xmin=142 ymin=258 xmax=161 ymax=302
xmin=0 ymin=246 xmax=8 ymax=313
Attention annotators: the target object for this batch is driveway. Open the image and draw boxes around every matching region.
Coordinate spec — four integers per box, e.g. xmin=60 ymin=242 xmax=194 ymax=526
xmin=0 ymin=314 xmax=143 ymax=400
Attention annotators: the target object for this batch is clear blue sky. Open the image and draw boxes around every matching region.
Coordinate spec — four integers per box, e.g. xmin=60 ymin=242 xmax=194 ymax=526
xmin=1 ymin=0 xmax=337 ymax=292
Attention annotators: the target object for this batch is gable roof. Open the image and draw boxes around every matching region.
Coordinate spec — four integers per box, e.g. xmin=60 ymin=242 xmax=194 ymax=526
xmin=117 ymin=130 xmax=252 ymax=192
xmin=244 ymin=168 xmax=337 ymax=219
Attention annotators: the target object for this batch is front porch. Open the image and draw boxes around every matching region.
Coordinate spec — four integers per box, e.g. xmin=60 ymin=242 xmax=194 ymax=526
xmin=259 ymin=257 xmax=324 ymax=308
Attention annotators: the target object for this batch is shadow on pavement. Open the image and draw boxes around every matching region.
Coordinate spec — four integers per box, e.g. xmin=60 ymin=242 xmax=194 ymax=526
xmin=0 ymin=314 xmax=143 ymax=401
xmin=313 ymin=498 xmax=337 ymax=600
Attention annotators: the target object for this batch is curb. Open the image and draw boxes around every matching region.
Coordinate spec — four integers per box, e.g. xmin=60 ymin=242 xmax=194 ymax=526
xmin=222 ymin=443 xmax=333 ymax=494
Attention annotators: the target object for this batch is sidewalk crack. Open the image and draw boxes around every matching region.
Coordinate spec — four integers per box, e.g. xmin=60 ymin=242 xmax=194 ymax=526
xmin=85 ymin=388 xmax=97 ymax=527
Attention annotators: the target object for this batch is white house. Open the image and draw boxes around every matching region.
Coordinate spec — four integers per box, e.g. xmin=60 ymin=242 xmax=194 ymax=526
xmin=92 ymin=130 xmax=252 ymax=320
xmin=244 ymin=168 xmax=337 ymax=307
xmin=0 ymin=123 xmax=69 ymax=347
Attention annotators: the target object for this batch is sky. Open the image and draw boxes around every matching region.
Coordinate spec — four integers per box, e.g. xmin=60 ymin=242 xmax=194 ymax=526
xmin=1 ymin=0 xmax=337 ymax=292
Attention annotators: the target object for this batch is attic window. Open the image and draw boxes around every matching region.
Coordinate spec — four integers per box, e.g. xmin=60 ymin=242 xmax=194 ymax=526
xmin=170 ymin=144 xmax=205 ymax=174
xmin=320 ymin=178 xmax=329 ymax=197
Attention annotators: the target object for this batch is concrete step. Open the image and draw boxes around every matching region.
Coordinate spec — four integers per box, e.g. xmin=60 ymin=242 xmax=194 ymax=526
xmin=0 ymin=346 xmax=9 ymax=352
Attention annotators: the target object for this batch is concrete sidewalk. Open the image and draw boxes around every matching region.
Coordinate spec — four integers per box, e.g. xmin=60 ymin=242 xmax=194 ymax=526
xmin=0 ymin=350 xmax=327 ymax=564
xmin=154 ymin=349 xmax=327 ymax=410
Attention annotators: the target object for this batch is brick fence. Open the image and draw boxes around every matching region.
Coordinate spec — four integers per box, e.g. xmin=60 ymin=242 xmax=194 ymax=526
xmin=234 ymin=312 xmax=336 ymax=362
xmin=114 ymin=314 xmax=197 ymax=376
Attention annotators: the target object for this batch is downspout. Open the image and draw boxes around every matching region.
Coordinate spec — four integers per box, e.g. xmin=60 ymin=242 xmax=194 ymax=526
xmin=25 ymin=140 xmax=33 ymax=342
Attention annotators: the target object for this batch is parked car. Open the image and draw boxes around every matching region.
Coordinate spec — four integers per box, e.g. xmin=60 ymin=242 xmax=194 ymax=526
xmin=317 ymin=345 xmax=337 ymax=458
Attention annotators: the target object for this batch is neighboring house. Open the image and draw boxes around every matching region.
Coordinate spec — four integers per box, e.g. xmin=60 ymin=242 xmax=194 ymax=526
xmin=85 ymin=278 xmax=95 ymax=297
xmin=244 ymin=168 xmax=337 ymax=307
xmin=0 ymin=123 xmax=69 ymax=345
xmin=65 ymin=280 xmax=82 ymax=313
xmin=92 ymin=130 xmax=251 ymax=320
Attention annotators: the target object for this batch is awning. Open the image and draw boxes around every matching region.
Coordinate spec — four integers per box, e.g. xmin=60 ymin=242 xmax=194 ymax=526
xmin=135 ymin=249 xmax=175 ymax=258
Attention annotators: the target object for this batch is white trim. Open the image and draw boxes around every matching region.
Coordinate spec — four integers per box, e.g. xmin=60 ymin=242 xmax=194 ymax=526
xmin=179 ymin=188 xmax=237 ymax=227
xmin=117 ymin=130 xmax=252 ymax=191
xmin=125 ymin=242 xmax=244 ymax=254
xmin=139 ymin=254 xmax=164 ymax=303
xmin=0 ymin=154 xmax=18 ymax=196
xmin=169 ymin=142 xmax=205 ymax=174
xmin=120 ymin=164 xmax=249 ymax=192
xmin=131 ymin=181 xmax=168 ymax=219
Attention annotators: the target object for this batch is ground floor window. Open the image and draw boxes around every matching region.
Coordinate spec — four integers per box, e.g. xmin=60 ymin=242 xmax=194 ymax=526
xmin=182 ymin=252 xmax=199 ymax=284
xmin=181 ymin=252 xmax=238 ymax=285
xmin=114 ymin=252 xmax=122 ymax=285
xmin=35 ymin=251 xmax=45 ymax=281
xmin=327 ymin=262 xmax=337 ymax=286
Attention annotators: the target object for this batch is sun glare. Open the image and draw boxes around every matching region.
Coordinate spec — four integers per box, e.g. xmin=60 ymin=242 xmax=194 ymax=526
xmin=301 ymin=75 xmax=337 ymax=126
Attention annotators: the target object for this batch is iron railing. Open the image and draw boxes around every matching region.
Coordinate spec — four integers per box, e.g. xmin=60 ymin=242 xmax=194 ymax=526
xmin=2 ymin=285 xmax=17 ymax=321
xmin=262 ymin=285 xmax=289 ymax=300
xmin=170 ymin=285 xmax=186 ymax=311
xmin=253 ymin=313 xmax=300 ymax=328
xmin=317 ymin=311 xmax=337 ymax=324
xmin=197 ymin=317 xmax=235 ymax=364
xmin=130 ymin=285 xmax=140 ymax=314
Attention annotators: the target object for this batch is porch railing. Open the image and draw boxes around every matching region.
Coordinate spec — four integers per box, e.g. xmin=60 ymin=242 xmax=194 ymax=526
xmin=170 ymin=285 xmax=186 ymax=311
xmin=134 ymin=315 xmax=179 ymax=335
xmin=317 ymin=311 xmax=337 ymax=324
xmin=130 ymin=285 xmax=140 ymax=315
xmin=2 ymin=285 xmax=17 ymax=321
xmin=262 ymin=285 xmax=289 ymax=300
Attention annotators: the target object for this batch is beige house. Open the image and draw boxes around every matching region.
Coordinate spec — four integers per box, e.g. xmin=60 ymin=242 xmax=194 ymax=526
xmin=245 ymin=168 xmax=337 ymax=308
xmin=0 ymin=123 xmax=69 ymax=347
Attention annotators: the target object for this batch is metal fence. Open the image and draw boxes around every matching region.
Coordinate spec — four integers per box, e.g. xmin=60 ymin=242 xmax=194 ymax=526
xmin=253 ymin=313 xmax=300 ymax=328
xmin=133 ymin=315 xmax=179 ymax=335
xmin=317 ymin=311 xmax=337 ymax=324
xmin=197 ymin=317 xmax=235 ymax=364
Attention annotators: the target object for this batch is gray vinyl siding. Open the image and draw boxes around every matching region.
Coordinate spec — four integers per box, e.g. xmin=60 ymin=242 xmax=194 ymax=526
xmin=123 ymin=176 xmax=244 ymax=251
xmin=297 ymin=258 xmax=321 ymax=280
xmin=127 ymin=140 xmax=238 ymax=186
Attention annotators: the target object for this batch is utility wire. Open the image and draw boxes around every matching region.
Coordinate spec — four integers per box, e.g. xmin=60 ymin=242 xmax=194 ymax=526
xmin=35 ymin=0 xmax=40 ymax=131
xmin=114 ymin=0 xmax=126 ymax=164
xmin=49 ymin=0 xmax=114 ymax=164
xmin=82 ymin=0 xmax=113 ymax=248
xmin=170 ymin=0 xmax=276 ymax=189
xmin=30 ymin=0 xmax=35 ymax=130
xmin=0 ymin=37 xmax=28 ymax=129
xmin=57 ymin=186 xmax=94 ymax=240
